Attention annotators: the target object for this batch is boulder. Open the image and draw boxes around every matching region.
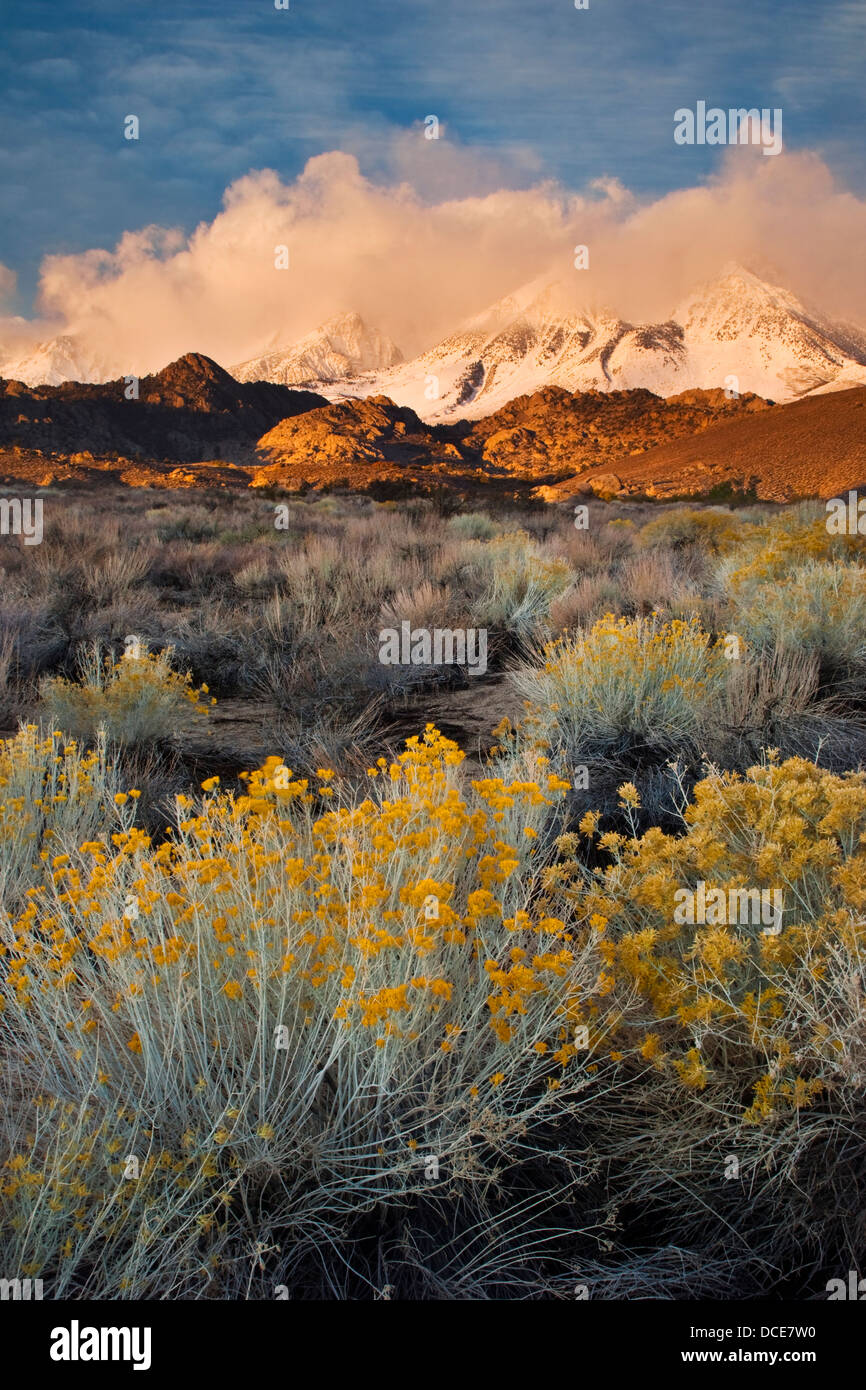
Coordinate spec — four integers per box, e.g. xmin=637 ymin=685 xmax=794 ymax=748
xmin=588 ymin=472 xmax=623 ymax=499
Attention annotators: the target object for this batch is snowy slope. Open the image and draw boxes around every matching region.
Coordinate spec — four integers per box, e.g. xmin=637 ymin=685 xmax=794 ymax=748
xmin=276 ymin=267 xmax=866 ymax=421
xmin=332 ymin=280 xmax=661 ymax=419
xmin=669 ymin=267 xmax=866 ymax=401
xmin=231 ymin=312 xmax=402 ymax=385
xmin=0 ymin=334 xmax=116 ymax=387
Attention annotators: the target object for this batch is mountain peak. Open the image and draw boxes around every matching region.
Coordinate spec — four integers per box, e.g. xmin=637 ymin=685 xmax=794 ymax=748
xmin=148 ymin=352 xmax=234 ymax=388
xmin=169 ymin=350 xmax=224 ymax=372
xmin=231 ymin=313 xmax=402 ymax=386
xmin=137 ymin=352 xmax=255 ymax=412
xmin=715 ymin=261 xmax=772 ymax=286
xmin=672 ymin=265 xmax=828 ymax=334
xmin=461 ymin=277 xmax=583 ymax=335
xmin=0 ymin=332 xmax=115 ymax=387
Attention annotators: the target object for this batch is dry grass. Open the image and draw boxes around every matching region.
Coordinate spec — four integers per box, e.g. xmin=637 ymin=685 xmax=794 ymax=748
xmin=1 ymin=487 xmax=865 ymax=1300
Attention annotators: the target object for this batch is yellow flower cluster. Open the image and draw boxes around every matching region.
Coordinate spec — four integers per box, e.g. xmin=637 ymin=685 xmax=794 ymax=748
xmin=0 ymin=725 xmax=580 ymax=1069
xmin=722 ymin=513 xmax=861 ymax=591
xmin=39 ymin=648 xmax=213 ymax=749
xmin=524 ymin=612 xmax=730 ymax=756
xmin=554 ymin=754 xmax=866 ymax=1120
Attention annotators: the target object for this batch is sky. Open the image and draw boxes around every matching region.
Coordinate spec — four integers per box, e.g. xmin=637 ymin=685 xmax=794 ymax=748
xmin=1 ymin=0 xmax=864 ymax=367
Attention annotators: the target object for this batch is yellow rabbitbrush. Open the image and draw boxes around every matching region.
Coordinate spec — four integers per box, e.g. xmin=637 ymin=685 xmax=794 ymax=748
xmin=515 ymin=612 xmax=731 ymax=757
xmin=39 ymin=645 xmax=213 ymax=749
xmin=0 ymin=724 xmax=606 ymax=1298
xmin=3 ymin=720 xmax=866 ymax=1297
xmin=551 ymin=753 xmax=866 ymax=1123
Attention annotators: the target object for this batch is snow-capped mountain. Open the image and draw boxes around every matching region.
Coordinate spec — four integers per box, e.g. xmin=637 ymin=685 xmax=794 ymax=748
xmin=670 ymin=268 xmax=866 ymax=402
xmin=0 ymin=312 xmax=402 ymax=391
xmin=6 ymin=269 xmax=866 ymax=420
xmin=350 ymin=279 xmax=669 ymax=421
xmin=251 ymin=267 xmax=866 ymax=421
xmin=231 ymin=311 xmax=402 ymax=386
xmin=0 ymin=333 xmax=116 ymax=387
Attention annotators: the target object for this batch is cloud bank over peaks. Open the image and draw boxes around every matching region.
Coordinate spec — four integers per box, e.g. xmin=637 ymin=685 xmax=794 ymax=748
xmin=2 ymin=137 xmax=865 ymax=382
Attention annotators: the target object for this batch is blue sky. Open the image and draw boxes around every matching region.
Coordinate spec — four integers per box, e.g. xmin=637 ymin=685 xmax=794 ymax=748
xmin=1 ymin=0 xmax=863 ymax=314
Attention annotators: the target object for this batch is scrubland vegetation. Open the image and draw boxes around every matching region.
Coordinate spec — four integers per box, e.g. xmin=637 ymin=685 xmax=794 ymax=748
xmin=1 ymin=485 xmax=865 ymax=1298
